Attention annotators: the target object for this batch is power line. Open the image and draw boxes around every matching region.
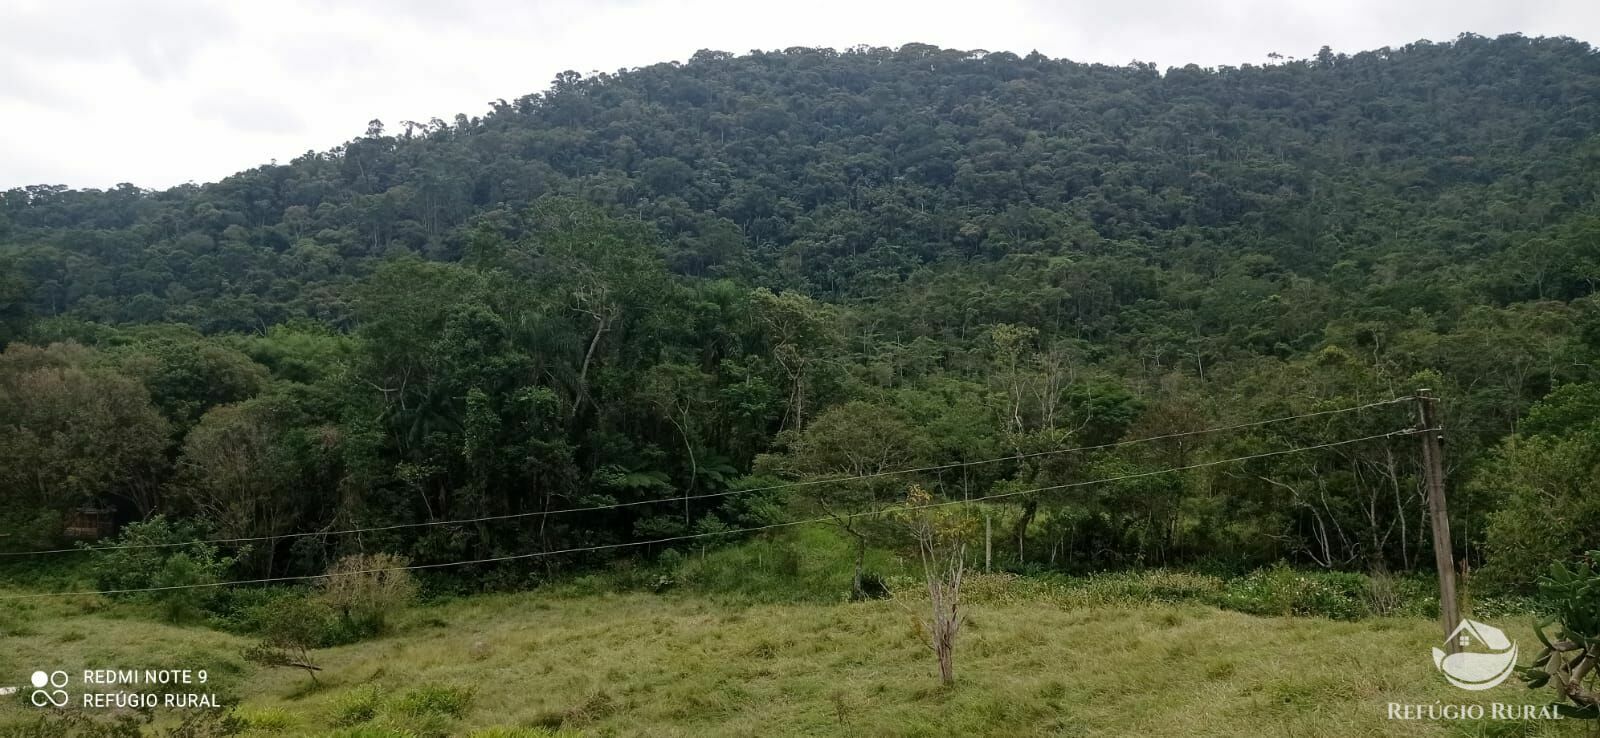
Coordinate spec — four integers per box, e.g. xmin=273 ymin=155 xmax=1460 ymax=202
xmin=0 ymin=396 xmax=1413 ymax=558
xmin=0 ymin=429 xmax=1417 ymax=601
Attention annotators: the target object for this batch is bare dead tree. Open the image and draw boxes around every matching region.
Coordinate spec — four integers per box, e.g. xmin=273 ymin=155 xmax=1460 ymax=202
xmin=920 ymin=532 xmax=966 ymax=687
xmin=899 ymin=485 xmax=969 ymax=687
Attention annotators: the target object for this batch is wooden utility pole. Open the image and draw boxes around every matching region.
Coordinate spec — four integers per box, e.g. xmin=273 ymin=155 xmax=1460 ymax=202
xmin=984 ymin=513 xmax=993 ymax=573
xmin=1416 ymin=389 xmax=1461 ymax=653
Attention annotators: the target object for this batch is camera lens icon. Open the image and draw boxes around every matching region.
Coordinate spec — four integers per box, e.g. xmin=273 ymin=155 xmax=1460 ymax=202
xmin=29 ymin=670 xmax=68 ymax=707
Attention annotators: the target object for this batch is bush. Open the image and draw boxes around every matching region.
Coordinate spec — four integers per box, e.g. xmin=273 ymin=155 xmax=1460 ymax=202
xmin=390 ymin=685 xmax=475 ymax=719
xmin=319 ymin=553 xmax=418 ymax=637
xmin=241 ymin=594 xmax=339 ymax=683
xmin=89 ymin=516 xmax=239 ymax=623
xmin=151 ymin=552 xmax=222 ymax=624
xmin=330 ymin=685 xmax=386 ymax=727
xmin=1519 ymin=551 xmax=1600 ymax=721
xmin=852 ymin=572 xmax=891 ymax=600
xmin=206 ymin=585 xmax=293 ymax=633
xmin=1214 ymin=565 xmax=1370 ymax=620
xmin=1363 ymin=570 xmax=1404 ymax=616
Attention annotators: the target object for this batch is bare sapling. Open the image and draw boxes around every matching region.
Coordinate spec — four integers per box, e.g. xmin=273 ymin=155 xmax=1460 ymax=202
xmin=901 ymin=484 xmax=969 ymax=686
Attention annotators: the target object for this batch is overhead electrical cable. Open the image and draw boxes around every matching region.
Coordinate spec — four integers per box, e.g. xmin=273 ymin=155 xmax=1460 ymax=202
xmin=0 ymin=428 xmax=1419 ymax=600
xmin=0 ymin=396 xmax=1414 ymax=558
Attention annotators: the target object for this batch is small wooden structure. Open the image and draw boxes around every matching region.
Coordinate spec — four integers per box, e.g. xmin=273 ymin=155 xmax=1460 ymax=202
xmin=63 ymin=506 xmax=116 ymax=540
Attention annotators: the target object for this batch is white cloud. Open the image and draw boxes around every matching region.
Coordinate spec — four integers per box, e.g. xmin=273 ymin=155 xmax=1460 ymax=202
xmin=1 ymin=0 xmax=1595 ymax=190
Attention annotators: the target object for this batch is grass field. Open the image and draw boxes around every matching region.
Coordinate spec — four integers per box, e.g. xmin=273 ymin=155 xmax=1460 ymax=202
xmin=0 ymin=580 xmax=1581 ymax=737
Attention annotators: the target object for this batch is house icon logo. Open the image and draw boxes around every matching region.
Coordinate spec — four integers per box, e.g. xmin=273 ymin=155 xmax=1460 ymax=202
xmin=1432 ymin=619 xmax=1518 ymax=691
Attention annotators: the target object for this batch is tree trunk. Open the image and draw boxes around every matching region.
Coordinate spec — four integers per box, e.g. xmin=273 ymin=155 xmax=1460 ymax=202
xmin=984 ymin=513 xmax=992 ymax=573
xmin=572 ymin=314 xmax=608 ymax=419
xmin=937 ymin=639 xmax=955 ymax=686
xmin=851 ymin=533 xmax=866 ymax=599
xmin=1012 ymin=499 xmax=1038 ymax=565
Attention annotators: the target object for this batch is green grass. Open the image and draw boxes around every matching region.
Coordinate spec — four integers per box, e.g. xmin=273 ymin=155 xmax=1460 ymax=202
xmin=0 ymin=577 xmax=1580 ymax=737
xmin=545 ymin=526 xmax=915 ymax=604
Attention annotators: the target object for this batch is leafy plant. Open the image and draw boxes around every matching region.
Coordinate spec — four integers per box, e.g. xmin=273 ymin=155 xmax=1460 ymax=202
xmin=1519 ymin=551 xmax=1600 ymax=720
xmin=241 ymin=595 xmax=331 ymax=683
xmin=88 ymin=516 xmax=240 ymax=623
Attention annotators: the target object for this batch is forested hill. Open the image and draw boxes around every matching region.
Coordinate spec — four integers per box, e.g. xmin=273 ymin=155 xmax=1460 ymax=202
xmin=2 ymin=35 xmax=1600 ymax=587
xmin=6 ymin=35 xmax=1600 ymax=326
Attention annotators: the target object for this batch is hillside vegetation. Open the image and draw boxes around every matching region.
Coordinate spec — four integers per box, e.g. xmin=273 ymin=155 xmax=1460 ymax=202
xmin=2 ymin=35 xmax=1600 ymax=607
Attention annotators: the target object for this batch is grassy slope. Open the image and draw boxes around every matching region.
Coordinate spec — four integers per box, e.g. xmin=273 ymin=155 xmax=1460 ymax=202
xmin=0 ymin=587 xmax=1578 ymax=737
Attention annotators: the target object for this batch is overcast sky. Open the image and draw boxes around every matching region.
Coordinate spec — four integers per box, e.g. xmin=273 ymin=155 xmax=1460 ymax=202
xmin=3 ymin=0 xmax=1596 ymax=191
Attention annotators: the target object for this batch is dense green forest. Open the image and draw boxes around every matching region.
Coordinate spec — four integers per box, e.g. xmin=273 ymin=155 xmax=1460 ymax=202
xmin=3 ymin=34 xmax=1599 ymax=595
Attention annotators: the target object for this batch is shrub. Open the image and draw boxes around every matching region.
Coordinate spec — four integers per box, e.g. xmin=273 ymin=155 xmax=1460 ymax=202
xmin=206 ymin=585 xmax=298 ymax=633
xmin=1214 ymin=565 xmax=1368 ymax=620
xmin=391 ymin=685 xmax=475 ymax=719
xmin=319 ymin=553 xmax=418 ymax=637
xmin=1510 ymin=550 xmax=1600 ymax=720
xmin=1519 ymin=551 xmax=1600 ymax=720
xmin=1359 ymin=570 xmax=1436 ymax=618
xmin=150 ymin=552 xmax=223 ymax=624
xmin=88 ymin=516 xmax=238 ymax=623
xmin=210 ymin=586 xmax=376 ymax=646
xmin=331 ymin=685 xmax=386 ymax=727
xmin=1363 ymin=570 xmax=1404 ymax=616
xmin=242 ymin=595 xmax=334 ymax=682
xmin=853 ymin=571 xmax=891 ymax=600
